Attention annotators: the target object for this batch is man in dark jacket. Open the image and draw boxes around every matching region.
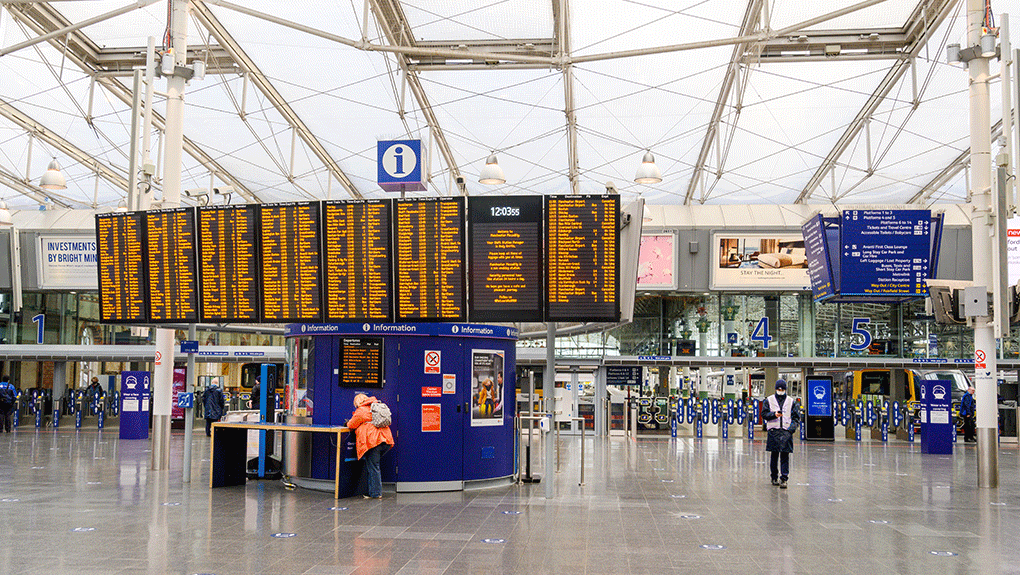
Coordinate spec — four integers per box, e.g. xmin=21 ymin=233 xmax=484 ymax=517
xmin=203 ymin=378 xmax=226 ymax=437
xmin=0 ymin=375 xmax=16 ymax=433
xmin=763 ymin=379 xmax=801 ymax=489
xmin=960 ymin=386 xmax=976 ymax=442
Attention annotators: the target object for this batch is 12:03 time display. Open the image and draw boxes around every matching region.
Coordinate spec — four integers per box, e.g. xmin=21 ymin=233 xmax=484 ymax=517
xmin=490 ymin=206 xmax=520 ymax=217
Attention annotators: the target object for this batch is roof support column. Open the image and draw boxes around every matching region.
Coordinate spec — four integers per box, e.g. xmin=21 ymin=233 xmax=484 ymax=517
xmin=560 ymin=0 xmax=579 ymax=194
xmin=152 ymin=0 xmax=191 ymax=474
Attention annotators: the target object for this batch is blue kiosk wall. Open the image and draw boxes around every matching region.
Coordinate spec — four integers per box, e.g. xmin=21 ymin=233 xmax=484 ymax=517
xmin=286 ymin=323 xmax=518 ymax=492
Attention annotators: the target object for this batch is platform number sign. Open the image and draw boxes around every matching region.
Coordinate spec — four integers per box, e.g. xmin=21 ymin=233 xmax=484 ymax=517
xmin=32 ymin=314 xmax=44 ymax=344
xmin=750 ymin=317 xmax=772 ymax=349
xmin=849 ymin=317 xmax=872 ymax=351
xmin=377 ymin=139 xmax=426 ymax=192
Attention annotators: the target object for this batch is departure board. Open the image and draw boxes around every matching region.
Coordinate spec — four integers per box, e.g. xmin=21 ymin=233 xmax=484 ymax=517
xmin=145 ymin=208 xmax=198 ymax=322
xmin=546 ymin=195 xmax=620 ymax=322
xmin=323 ymin=199 xmax=392 ymax=322
xmin=468 ymin=195 xmax=543 ymax=321
xmin=96 ymin=212 xmax=147 ymax=323
xmin=394 ymin=197 xmax=466 ymax=322
xmin=197 ymin=205 xmax=260 ymax=322
xmin=337 ymin=337 xmax=384 ymax=388
xmin=261 ymin=202 xmax=322 ymax=322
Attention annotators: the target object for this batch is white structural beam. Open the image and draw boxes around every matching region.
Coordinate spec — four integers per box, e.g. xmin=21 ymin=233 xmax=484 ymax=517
xmin=0 ymin=98 xmax=128 ymax=193
xmin=192 ymin=1 xmax=363 ymax=199
xmin=0 ymin=0 xmax=160 ymax=58
xmin=908 ymin=120 xmax=1002 ymax=205
xmin=369 ymin=0 xmax=465 ymax=192
xmin=684 ymin=0 xmax=763 ymax=205
xmin=558 ymin=0 xmax=579 ymax=194
xmin=795 ymin=0 xmax=958 ymax=204
xmin=5 ymin=2 xmax=259 ymax=203
xmin=205 ymin=0 xmax=893 ymax=67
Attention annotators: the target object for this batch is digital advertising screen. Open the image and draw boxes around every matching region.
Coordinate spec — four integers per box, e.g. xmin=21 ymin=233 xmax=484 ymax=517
xmin=545 ymin=194 xmax=619 ymax=322
xmin=95 ymin=211 xmax=147 ymax=323
xmin=393 ymin=197 xmax=466 ymax=322
xmin=322 ymin=199 xmax=392 ymax=322
xmin=145 ymin=207 xmax=198 ymax=322
xmin=468 ymin=195 xmax=543 ymax=322
xmin=197 ymin=204 xmax=260 ymax=323
xmin=260 ymin=201 xmax=322 ymax=322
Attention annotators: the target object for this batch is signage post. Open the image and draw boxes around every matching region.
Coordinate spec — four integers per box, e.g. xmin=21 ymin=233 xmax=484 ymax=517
xmin=804 ymin=376 xmax=834 ymax=440
xmin=920 ymin=379 xmax=953 ymax=455
xmin=119 ymin=371 xmax=151 ymax=440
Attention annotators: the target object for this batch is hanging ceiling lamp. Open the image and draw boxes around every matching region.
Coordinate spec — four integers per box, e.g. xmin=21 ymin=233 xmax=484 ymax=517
xmin=478 ymin=153 xmax=506 ymax=185
xmin=39 ymin=158 xmax=67 ymax=190
xmin=634 ymin=150 xmax=662 ymax=184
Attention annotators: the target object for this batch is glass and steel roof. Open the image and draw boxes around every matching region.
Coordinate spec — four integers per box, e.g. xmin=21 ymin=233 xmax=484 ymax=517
xmin=0 ymin=0 xmax=1009 ymax=210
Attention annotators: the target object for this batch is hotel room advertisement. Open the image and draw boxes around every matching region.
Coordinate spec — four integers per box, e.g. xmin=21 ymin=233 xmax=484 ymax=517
xmin=711 ymin=233 xmax=810 ymax=290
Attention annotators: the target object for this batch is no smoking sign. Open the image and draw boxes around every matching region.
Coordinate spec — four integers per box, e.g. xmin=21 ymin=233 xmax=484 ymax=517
xmin=424 ymin=350 xmax=441 ymax=374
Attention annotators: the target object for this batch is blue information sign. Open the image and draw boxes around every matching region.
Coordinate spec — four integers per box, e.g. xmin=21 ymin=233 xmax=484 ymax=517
xmin=806 ymin=377 xmax=832 ymax=417
xmin=839 ymin=210 xmax=930 ymax=297
xmin=119 ymin=371 xmax=151 ymax=440
xmin=180 ymin=340 xmax=198 ymax=353
xmin=919 ymin=379 xmax=953 ymax=455
xmin=802 ymin=214 xmax=836 ymax=301
xmin=377 ymin=139 xmax=426 ymax=192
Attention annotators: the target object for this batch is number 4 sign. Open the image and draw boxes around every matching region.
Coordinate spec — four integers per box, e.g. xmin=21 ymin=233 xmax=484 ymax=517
xmin=751 ymin=317 xmax=772 ymax=349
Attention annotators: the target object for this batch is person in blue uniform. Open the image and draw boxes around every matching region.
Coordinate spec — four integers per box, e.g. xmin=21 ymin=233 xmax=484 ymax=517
xmin=960 ymin=386 xmax=976 ymax=443
xmin=763 ymin=379 xmax=800 ymax=489
xmin=0 ymin=375 xmax=16 ymax=433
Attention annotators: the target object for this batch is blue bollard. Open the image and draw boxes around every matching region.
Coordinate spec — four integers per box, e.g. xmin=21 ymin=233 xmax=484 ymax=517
xmin=97 ymin=408 xmax=105 ymax=430
xmin=35 ymin=408 xmax=42 ymax=428
xmin=75 ymin=408 xmax=82 ymax=429
xmin=696 ymin=415 xmax=703 ymax=439
xmin=721 ymin=416 xmax=728 ymax=439
xmin=52 ymin=407 xmax=60 ymax=428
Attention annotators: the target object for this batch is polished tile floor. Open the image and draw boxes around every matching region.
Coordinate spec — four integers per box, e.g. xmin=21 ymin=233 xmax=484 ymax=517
xmin=1 ymin=427 xmax=1018 ymax=575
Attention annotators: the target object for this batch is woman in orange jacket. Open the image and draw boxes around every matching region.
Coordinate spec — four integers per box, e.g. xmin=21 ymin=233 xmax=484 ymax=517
xmin=347 ymin=393 xmax=394 ymax=499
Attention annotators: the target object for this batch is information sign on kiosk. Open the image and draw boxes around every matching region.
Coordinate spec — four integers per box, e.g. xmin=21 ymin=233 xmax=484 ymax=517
xmin=804 ymin=375 xmax=835 ymax=441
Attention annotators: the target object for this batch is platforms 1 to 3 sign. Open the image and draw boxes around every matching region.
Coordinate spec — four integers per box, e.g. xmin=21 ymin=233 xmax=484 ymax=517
xmin=95 ymin=194 xmax=621 ymax=325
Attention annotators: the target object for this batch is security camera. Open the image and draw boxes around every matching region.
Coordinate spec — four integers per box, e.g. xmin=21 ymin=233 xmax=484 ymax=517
xmin=183 ymin=188 xmax=208 ymax=197
xmin=212 ymin=186 xmax=235 ymax=195
xmin=605 ymin=181 xmax=618 ymax=195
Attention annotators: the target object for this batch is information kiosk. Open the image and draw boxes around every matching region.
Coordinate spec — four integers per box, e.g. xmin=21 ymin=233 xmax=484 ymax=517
xmin=284 ymin=322 xmax=517 ymax=492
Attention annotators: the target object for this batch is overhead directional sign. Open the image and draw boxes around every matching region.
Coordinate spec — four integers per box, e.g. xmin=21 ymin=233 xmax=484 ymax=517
xmin=840 ymin=210 xmax=930 ymax=297
xmin=606 ymin=366 xmax=642 ymax=386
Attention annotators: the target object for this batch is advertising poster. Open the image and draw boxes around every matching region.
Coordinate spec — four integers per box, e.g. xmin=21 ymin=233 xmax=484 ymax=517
xmin=711 ymin=233 xmax=810 ymax=290
xmin=637 ymin=234 xmax=676 ymax=289
xmin=37 ymin=235 xmax=99 ymax=289
xmin=1008 ymin=216 xmax=1020 ymax=285
xmin=471 ymin=350 xmax=504 ymax=427
xmin=171 ymin=367 xmax=187 ymax=420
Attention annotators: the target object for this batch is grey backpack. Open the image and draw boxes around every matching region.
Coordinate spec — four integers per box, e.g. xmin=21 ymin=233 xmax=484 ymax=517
xmin=370 ymin=401 xmax=392 ymax=427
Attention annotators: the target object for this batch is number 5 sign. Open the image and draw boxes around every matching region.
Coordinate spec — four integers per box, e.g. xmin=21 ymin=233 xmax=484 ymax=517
xmin=849 ymin=317 xmax=872 ymax=351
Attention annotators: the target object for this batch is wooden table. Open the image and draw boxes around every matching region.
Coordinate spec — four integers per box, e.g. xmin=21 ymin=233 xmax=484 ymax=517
xmin=210 ymin=421 xmax=349 ymax=498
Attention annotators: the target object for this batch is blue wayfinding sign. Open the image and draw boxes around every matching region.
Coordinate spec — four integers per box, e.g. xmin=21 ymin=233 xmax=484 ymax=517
xmin=119 ymin=371 xmax=151 ymax=440
xmin=180 ymin=340 xmax=198 ymax=353
xmin=802 ymin=214 xmax=836 ymax=300
xmin=806 ymin=377 xmax=832 ymax=417
xmin=839 ymin=210 xmax=930 ymax=297
xmin=377 ymin=139 xmax=426 ymax=192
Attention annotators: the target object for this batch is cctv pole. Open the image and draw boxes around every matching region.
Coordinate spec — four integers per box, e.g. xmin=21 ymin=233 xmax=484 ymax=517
xmin=966 ymin=0 xmax=999 ymax=487
xmin=152 ymin=0 xmax=190 ymax=472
